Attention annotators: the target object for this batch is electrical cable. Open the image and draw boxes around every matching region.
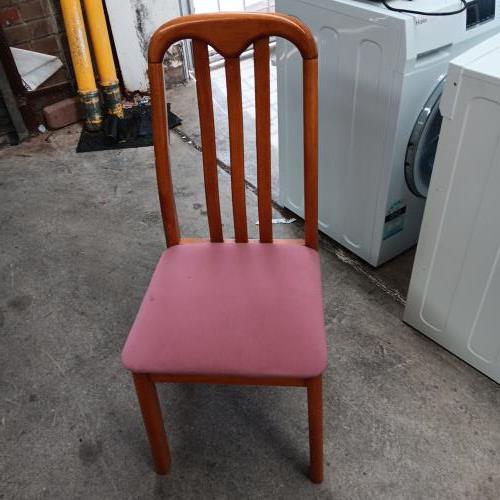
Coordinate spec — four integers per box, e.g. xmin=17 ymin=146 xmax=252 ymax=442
xmin=381 ymin=0 xmax=468 ymax=16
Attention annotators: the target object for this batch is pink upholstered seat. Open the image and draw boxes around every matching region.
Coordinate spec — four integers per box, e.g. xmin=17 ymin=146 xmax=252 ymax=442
xmin=122 ymin=242 xmax=327 ymax=378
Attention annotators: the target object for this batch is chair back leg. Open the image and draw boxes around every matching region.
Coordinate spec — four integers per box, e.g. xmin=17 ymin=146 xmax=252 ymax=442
xmin=133 ymin=373 xmax=171 ymax=474
xmin=307 ymin=375 xmax=324 ymax=483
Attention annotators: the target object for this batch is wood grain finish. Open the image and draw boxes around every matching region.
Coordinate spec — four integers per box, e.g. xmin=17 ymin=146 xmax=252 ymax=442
xmin=149 ymin=62 xmax=180 ymax=247
xmin=307 ymin=375 xmax=324 ymax=483
xmin=225 ymin=57 xmax=248 ymax=242
xmin=148 ymin=12 xmax=317 ymax=63
xmin=303 ymin=58 xmax=319 ymax=250
xmin=254 ymin=37 xmax=273 ymax=243
xmin=148 ymin=12 xmax=318 ymax=249
xmin=178 ymin=238 xmax=305 ymax=245
xmin=133 ymin=373 xmax=171 ymax=474
xmin=192 ymin=39 xmax=223 ymax=242
xmin=151 ymin=374 xmax=306 ymax=387
xmin=140 ymin=12 xmax=324 ymax=483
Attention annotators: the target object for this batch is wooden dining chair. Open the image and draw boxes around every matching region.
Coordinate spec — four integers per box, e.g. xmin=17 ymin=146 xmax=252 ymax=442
xmin=121 ymin=12 xmax=326 ymax=483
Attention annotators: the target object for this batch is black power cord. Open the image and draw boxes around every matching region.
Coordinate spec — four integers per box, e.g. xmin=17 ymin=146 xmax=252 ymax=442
xmin=381 ymin=0 xmax=468 ymax=16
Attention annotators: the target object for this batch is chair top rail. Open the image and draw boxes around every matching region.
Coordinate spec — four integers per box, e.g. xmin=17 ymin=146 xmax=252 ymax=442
xmin=148 ymin=12 xmax=317 ymax=63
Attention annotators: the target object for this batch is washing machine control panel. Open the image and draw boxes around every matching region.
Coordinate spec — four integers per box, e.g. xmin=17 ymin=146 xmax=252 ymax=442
xmin=466 ymin=0 xmax=496 ymax=29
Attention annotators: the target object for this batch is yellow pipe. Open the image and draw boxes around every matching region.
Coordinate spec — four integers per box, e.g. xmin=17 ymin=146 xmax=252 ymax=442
xmin=82 ymin=0 xmax=124 ymax=118
xmin=82 ymin=0 xmax=117 ymax=86
xmin=60 ymin=0 xmax=102 ymax=130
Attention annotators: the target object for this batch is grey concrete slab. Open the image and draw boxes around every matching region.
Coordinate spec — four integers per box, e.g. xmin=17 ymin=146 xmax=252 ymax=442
xmin=0 ymin=127 xmax=499 ymax=499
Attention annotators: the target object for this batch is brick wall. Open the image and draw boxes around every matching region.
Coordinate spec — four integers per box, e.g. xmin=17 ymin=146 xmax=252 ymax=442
xmin=0 ymin=0 xmax=75 ymax=90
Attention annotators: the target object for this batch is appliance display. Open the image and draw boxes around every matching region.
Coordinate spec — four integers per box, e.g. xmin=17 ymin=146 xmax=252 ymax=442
xmin=276 ymin=0 xmax=500 ymax=266
xmin=466 ymin=0 xmax=496 ymax=28
xmin=404 ymin=34 xmax=500 ymax=383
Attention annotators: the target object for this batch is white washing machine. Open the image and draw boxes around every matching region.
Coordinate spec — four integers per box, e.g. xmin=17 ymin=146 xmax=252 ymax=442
xmin=404 ymin=34 xmax=500 ymax=383
xmin=276 ymin=0 xmax=500 ymax=266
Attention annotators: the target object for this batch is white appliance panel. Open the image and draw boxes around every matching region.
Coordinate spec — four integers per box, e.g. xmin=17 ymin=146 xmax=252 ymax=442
xmin=405 ymin=35 xmax=500 ymax=382
xmin=277 ymin=0 xmax=500 ymax=266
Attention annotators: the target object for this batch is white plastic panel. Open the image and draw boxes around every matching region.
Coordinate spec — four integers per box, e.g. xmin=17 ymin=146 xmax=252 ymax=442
xmin=340 ymin=40 xmax=384 ymax=252
xmin=277 ymin=0 xmax=500 ymax=267
xmin=276 ymin=37 xmax=304 ymax=214
xmin=276 ymin=0 xmax=400 ymax=264
xmin=420 ymin=98 xmax=500 ymax=332
xmin=317 ymin=26 xmax=341 ymax=235
xmin=405 ymin=60 xmax=500 ymax=382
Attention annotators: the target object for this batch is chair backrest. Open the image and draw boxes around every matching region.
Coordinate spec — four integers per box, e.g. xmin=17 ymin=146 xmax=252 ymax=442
xmin=149 ymin=12 xmax=318 ymax=249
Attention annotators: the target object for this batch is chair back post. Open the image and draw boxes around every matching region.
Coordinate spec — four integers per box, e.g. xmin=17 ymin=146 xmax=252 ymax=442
xmin=149 ymin=62 xmax=180 ymax=246
xmin=148 ymin=12 xmax=318 ymax=249
xmin=303 ymin=58 xmax=319 ymax=250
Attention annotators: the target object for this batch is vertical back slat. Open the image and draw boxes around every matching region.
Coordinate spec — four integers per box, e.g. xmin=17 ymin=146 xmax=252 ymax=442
xmin=225 ymin=57 xmax=248 ymax=243
xmin=149 ymin=62 xmax=180 ymax=246
xmin=192 ymin=39 xmax=224 ymax=242
xmin=303 ymin=58 xmax=319 ymax=250
xmin=253 ymin=37 xmax=272 ymax=243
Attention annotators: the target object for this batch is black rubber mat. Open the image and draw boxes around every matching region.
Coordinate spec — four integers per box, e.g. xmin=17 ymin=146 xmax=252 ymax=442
xmin=76 ymin=104 xmax=182 ymax=153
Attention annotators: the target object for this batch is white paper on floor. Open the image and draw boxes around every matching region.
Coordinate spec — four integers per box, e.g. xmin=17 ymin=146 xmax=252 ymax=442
xmin=11 ymin=47 xmax=63 ymax=91
xmin=255 ymin=218 xmax=296 ymax=225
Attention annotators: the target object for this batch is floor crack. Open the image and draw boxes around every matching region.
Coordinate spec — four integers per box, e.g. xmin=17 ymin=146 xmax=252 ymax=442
xmin=172 ymin=126 xmax=407 ymax=306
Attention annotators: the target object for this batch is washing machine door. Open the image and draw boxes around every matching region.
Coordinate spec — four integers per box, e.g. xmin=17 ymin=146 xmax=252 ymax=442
xmin=405 ymin=78 xmax=446 ymax=198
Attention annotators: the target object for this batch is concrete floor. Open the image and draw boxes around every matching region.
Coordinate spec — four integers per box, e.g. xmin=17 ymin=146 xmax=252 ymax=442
xmin=170 ymin=78 xmax=416 ymax=302
xmin=0 ymin=120 xmax=499 ymax=499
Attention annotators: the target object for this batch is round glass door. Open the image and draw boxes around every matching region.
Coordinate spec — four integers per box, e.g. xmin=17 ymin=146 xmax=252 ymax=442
xmin=405 ymin=78 xmax=445 ymax=198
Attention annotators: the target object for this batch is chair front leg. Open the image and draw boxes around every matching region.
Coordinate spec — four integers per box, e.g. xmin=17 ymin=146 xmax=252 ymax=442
xmin=133 ymin=373 xmax=171 ymax=474
xmin=306 ymin=374 xmax=323 ymax=483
